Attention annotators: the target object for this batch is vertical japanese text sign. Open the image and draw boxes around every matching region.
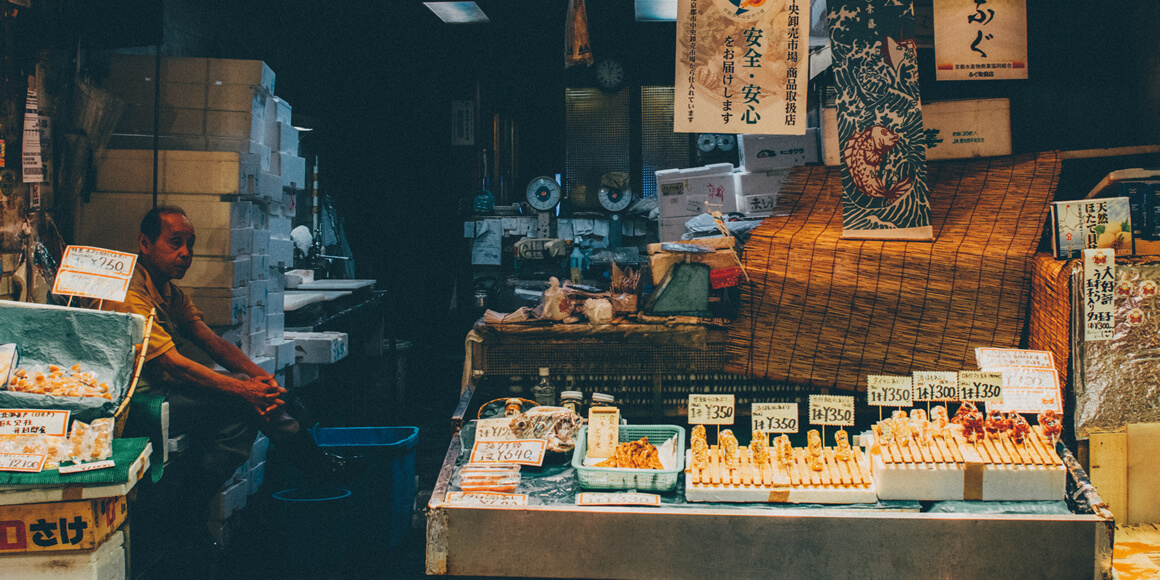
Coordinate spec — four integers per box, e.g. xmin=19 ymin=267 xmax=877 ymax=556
xmin=675 ymin=0 xmax=809 ymax=135
xmin=828 ymin=0 xmax=932 ymax=241
xmin=933 ymin=0 xmax=1027 ymax=81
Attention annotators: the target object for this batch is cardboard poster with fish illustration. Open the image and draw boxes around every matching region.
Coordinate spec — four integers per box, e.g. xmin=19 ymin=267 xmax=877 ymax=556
xmin=675 ymin=0 xmax=811 ymax=135
xmin=828 ymin=0 xmax=932 ymax=240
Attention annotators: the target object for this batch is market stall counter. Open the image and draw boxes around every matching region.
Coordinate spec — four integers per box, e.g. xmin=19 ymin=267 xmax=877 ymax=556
xmin=426 ymin=383 xmax=1114 ymax=579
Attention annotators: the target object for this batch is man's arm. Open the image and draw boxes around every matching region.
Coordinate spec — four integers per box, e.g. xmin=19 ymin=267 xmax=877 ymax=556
xmin=150 ymin=346 xmax=285 ymax=415
xmin=184 ymin=319 xmax=273 ymax=381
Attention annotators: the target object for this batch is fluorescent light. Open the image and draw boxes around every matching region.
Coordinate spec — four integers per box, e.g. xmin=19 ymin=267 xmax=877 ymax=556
xmin=635 ymin=0 xmax=676 ymax=22
xmin=424 ymin=2 xmax=490 ymax=24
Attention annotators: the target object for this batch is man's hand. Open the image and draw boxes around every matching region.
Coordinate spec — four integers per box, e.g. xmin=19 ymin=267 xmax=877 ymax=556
xmin=238 ymin=376 xmax=287 ymax=416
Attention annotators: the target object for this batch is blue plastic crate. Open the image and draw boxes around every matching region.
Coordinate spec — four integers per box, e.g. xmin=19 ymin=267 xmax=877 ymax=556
xmin=311 ymin=426 xmax=419 ymax=550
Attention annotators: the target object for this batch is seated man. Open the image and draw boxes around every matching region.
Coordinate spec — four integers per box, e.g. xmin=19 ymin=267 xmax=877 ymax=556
xmin=103 ymin=206 xmax=358 ymax=548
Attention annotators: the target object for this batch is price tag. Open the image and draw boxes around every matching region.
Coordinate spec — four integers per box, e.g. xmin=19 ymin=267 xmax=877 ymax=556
xmin=913 ymin=371 xmax=960 ymax=401
xmin=688 ymin=394 xmax=735 ymax=425
xmin=866 ymin=375 xmax=913 ymax=407
xmin=577 ymin=492 xmax=661 ymax=507
xmin=586 ymin=408 xmax=621 ymax=459
xmin=58 ymin=460 xmax=115 ymax=474
xmin=751 ymin=403 xmax=798 ymax=433
xmin=0 ymin=452 xmax=46 ymax=473
xmin=469 ymin=439 xmax=547 ymax=466
xmin=1084 ymin=248 xmax=1116 ymax=341
xmin=0 ymin=409 xmax=70 ymax=437
xmin=975 ymin=347 xmax=1054 ymax=369
xmin=445 ymin=491 xmax=528 ymax=506
xmin=986 ymin=367 xmax=1062 ymax=415
xmin=958 ymin=371 xmax=1003 ymax=403
xmin=808 ymin=394 xmax=854 ymax=426
xmin=52 ymin=246 xmax=138 ymax=302
xmin=474 ymin=418 xmax=514 ymax=442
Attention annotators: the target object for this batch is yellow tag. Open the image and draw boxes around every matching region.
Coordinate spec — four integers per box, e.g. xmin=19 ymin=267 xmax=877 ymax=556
xmin=586 ymin=408 xmax=620 ymax=459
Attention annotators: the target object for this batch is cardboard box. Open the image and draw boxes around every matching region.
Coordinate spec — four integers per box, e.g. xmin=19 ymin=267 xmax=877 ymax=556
xmin=116 ymin=105 xmax=206 ymax=136
xmin=96 ymin=150 xmax=261 ymax=195
xmin=738 ymin=128 xmax=820 ymax=171
xmin=207 ymin=84 xmax=270 ymax=114
xmin=0 ymin=529 xmax=125 ymax=578
xmin=207 ymin=58 xmax=276 ymax=94
xmin=655 ymin=163 xmax=738 ymax=220
xmin=181 ymin=256 xmax=249 ymax=289
xmin=0 ymin=496 xmax=127 ymax=553
xmin=102 ymin=78 xmax=208 ymax=109
xmin=105 ymin=134 xmax=269 ymax=168
xmin=187 ymin=286 xmax=248 ymax=326
xmin=284 ymin=331 xmax=349 ymax=364
xmin=76 ymin=194 xmax=253 ymax=253
xmin=205 ymin=110 xmax=265 ymax=142
xmin=108 ymin=55 xmax=209 ymax=82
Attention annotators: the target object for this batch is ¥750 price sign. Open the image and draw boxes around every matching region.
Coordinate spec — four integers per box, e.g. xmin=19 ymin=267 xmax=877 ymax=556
xmin=688 ymin=394 xmax=734 ymax=425
xmin=808 ymin=395 xmax=854 ymax=426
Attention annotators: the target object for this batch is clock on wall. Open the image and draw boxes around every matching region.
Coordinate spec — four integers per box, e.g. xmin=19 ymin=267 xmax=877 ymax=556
xmin=593 ymin=58 xmax=626 ymax=92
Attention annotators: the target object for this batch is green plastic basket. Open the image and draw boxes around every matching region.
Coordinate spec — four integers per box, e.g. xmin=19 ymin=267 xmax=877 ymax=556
xmin=571 ymin=424 xmax=686 ymax=492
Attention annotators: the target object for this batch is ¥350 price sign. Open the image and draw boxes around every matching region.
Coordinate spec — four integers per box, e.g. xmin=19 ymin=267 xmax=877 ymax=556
xmin=866 ymin=375 xmax=913 ymax=407
xmin=751 ymin=403 xmax=798 ymax=433
xmin=913 ymin=371 xmax=960 ymax=402
xmin=958 ymin=370 xmax=1003 ymax=403
xmin=808 ymin=395 xmax=854 ymax=426
xmin=469 ymin=439 xmax=547 ymax=466
xmin=688 ymin=394 xmax=735 ymax=425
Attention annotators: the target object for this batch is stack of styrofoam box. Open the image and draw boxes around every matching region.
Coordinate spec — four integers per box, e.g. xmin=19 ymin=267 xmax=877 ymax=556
xmin=655 ymin=163 xmax=738 ymax=242
xmin=733 ymin=169 xmax=787 ymax=217
xmin=248 ymin=433 xmax=269 ymax=496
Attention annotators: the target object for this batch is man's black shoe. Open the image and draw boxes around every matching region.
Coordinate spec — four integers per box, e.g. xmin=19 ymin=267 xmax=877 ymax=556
xmin=303 ymin=451 xmax=368 ymax=487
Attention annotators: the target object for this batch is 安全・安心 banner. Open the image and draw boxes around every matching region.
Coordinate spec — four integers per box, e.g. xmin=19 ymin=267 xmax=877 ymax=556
xmin=675 ymin=0 xmax=810 ymax=135
xmin=933 ymin=0 xmax=1027 ymax=80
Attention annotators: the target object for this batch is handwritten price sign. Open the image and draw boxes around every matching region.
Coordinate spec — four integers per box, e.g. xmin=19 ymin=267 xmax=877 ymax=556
xmin=688 ymin=394 xmax=735 ymax=425
xmin=866 ymin=375 xmax=913 ymax=407
xmin=958 ymin=371 xmax=1003 ymax=403
xmin=0 ymin=452 xmax=46 ymax=473
xmin=913 ymin=371 xmax=960 ymax=402
xmin=469 ymin=439 xmax=547 ymax=466
xmin=52 ymin=246 xmax=137 ymax=302
xmin=474 ymin=418 xmax=515 ymax=442
xmin=808 ymin=395 xmax=854 ymax=426
xmin=0 ymin=409 xmax=70 ymax=437
xmin=577 ymin=492 xmax=661 ymax=507
xmin=751 ymin=403 xmax=798 ymax=433
xmin=586 ymin=408 xmax=621 ymax=459
xmin=445 ymin=492 xmax=528 ymax=506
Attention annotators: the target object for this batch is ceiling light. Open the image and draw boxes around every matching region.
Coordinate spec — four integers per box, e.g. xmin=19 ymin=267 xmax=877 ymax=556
xmin=424 ymin=2 xmax=490 ymax=24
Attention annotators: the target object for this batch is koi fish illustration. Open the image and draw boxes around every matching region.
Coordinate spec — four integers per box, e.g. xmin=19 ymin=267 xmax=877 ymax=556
xmin=842 ymin=125 xmax=912 ymax=202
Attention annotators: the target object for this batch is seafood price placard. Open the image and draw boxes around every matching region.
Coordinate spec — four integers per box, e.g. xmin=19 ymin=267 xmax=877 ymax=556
xmin=986 ymin=367 xmax=1062 ymax=415
xmin=913 ymin=371 xmax=960 ymax=402
xmin=474 ymin=418 xmax=515 ymax=442
xmin=1084 ymin=248 xmax=1116 ymax=341
xmin=577 ymin=492 xmax=661 ymax=507
xmin=0 ymin=452 xmax=46 ymax=473
xmin=958 ymin=370 xmax=1003 ymax=403
xmin=674 ymin=0 xmax=810 ymax=135
xmin=0 ymin=409 xmax=70 ymax=437
xmin=52 ymin=246 xmax=137 ymax=302
xmin=867 ymin=375 xmax=913 ymax=407
xmin=933 ymin=0 xmax=1027 ymax=81
xmin=751 ymin=402 xmax=798 ymax=433
xmin=469 ymin=439 xmax=547 ymax=466
xmin=445 ymin=492 xmax=528 ymax=507
xmin=808 ymin=394 xmax=854 ymax=426
xmin=829 ymin=0 xmax=932 ymax=240
xmin=688 ymin=394 xmax=735 ymax=425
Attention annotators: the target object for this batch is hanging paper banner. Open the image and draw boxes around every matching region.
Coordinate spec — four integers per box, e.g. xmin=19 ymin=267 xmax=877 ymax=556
xmin=1083 ymin=248 xmax=1116 ymax=342
xmin=933 ymin=0 xmax=1027 ymax=81
xmin=675 ymin=0 xmax=810 ymax=135
xmin=22 ymin=87 xmax=44 ymax=184
xmin=828 ymin=0 xmax=932 ymax=241
xmin=565 ymin=0 xmax=594 ymax=68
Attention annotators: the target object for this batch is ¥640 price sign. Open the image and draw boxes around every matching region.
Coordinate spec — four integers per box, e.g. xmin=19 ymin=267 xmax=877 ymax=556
xmin=913 ymin=371 xmax=960 ymax=402
xmin=808 ymin=395 xmax=854 ymax=426
xmin=866 ymin=375 xmax=913 ymax=407
xmin=751 ymin=403 xmax=798 ymax=433
xmin=469 ymin=439 xmax=547 ymax=466
xmin=688 ymin=394 xmax=735 ymax=425
xmin=958 ymin=370 xmax=1003 ymax=403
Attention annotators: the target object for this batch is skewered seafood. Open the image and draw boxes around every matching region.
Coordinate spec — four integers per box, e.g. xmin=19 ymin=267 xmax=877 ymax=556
xmin=1011 ymin=414 xmax=1032 ymax=444
xmin=834 ymin=429 xmax=852 ymax=461
xmin=690 ymin=424 xmax=709 ymax=469
xmin=892 ymin=410 xmax=912 ymax=445
xmin=985 ymin=410 xmax=1012 ymax=437
xmin=1037 ymin=410 xmax=1063 ymax=440
xmin=807 ymin=430 xmax=824 ymax=471
xmin=951 ymin=402 xmax=979 ymax=424
xmin=775 ymin=434 xmax=794 ymax=467
xmin=720 ymin=430 xmax=741 ymax=470
xmin=750 ymin=433 xmax=771 ymax=465
xmin=962 ymin=410 xmax=986 ymax=443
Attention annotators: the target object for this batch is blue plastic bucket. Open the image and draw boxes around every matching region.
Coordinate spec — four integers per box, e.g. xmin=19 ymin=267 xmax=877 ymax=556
xmin=272 ymin=487 xmax=352 ymax=573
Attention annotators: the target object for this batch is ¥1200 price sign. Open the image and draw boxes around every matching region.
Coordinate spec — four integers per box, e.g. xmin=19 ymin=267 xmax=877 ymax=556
xmin=958 ymin=370 xmax=1003 ymax=403
xmin=469 ymin=439 xmax=547 ymax=466
xmin=688 ymin=394 xmax=735 ymax=425
xmin=913 ymin=371 xmax=960 ymax=402
xmin=751 ymin=403 xmax=798 ymax=433
xmin=474 ymin=418 xmax=515 ymax=442
xmin=808 ymin=395 xmax=854 ymax=426
xmin=0 ymin=452 xmax=47 ymax=473
xmin=866 ymin=375 xmax=913 ymax=407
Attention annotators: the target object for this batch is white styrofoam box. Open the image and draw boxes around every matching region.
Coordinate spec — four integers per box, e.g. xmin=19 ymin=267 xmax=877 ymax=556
xmin=257 ymin=170 xmax=282 ymax=201
xmin=167 ymin=433 xmax=190 ymax=455
xmin=270 ymin=215 xmax=292 ymax=240
xmin=96 ymin=150 xmax=261 ymax=195
xmin=266 ymin=269 xmax=287 ymax=293
xmin=265 ymin=337 xmax=295 ymax=369
xmin=103 ymin=77 xmax=208 ymax=109
xmin=0 ymin=530 xmax=126 ymax=580
xmin=249 ymin=303 xmax=267 ymax=333
xmin=251 ymin=229 xmax=271 ymax=256
xmin=738 ymin=128 xmax=820 ymax=172
xmin=659 ymin=217 xmax=688 ymax=242
xmin=655 ymin=163 xmax=738 ymax=220
xmin=249 ymin=461 xmax=266 ymax=495
xmin=207 ymin=58 xmax=276 ymax=94
xmin=251 ymin=203 xmax=269 ymax=230
xmin=210 ymin=478 xmax=249 ymax=521
xmin=250 ymin=254 xmax=269 ymax=282
xmin=187 ymin=286 xmax=248 ymax=326
xmin=738 ymin=193 xmax=780 ymax=217
xmin=215 ymin=324 xmax=244 ymax=350
xmin=253 ymin=355 xmax=276 ymax=375
xmin=108 ymin=54 xmax=209 ymax=82
xmin=279 ymin=153 xmax=306 ymax=189
xmin=281 ymin=191 xmax=297 ymax=217
xmin=267 ymin=313 xmax=285 ymax=342
xmin=267 ymin=290 xmax=285 ymax=315
xmin=274 ymin=97 xmax=292 ymax=124
xmin=284 ymin=331 xmax=349 ymax=364
xmin=248 ymin=279 xmax=268 ymax=306
xmin=207 ymin=83 xmax=269 ymax=114
xmin=226 ymin=459 xmax=248 ymax=487
xmin=207 ymin=517 xmax=239 ymax=548
xmin=181 ymin=256 xmax=249 ymax=289
xmin=269 ymin=237 xmax=294 ymax=268
xmin=734 ymin=170 xmax=787 ymax=217
xmin=290 ymin=362 xmax=320 ymax=387
xmin=266 ymin=120 xmax=298 ymax=154
xmin=116 ymin=105 xmax=206 ymax=136
xmin=245 ymin=330 xmax=267 ymax=358
xmin=250 ymin=433 xmax=269 ymax=467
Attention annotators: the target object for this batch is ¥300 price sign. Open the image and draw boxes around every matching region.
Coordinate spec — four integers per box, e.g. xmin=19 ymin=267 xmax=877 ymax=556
xmin=866 ymin=375 xmax=913 ymax=407
xmin=913 ymin=371 xmax=960 ymax=402
xmin=469 ymin=439 xmax=547 ymax=466
xmin=688 ymin=394 xmax=735 ymax=425
xmin=958 ymin=370 xmax=1003 ymax=403
xmin=808 ymin=395 xmax=854 ymax=426
xmin=751 ymin=403 xmax=798 ymax=433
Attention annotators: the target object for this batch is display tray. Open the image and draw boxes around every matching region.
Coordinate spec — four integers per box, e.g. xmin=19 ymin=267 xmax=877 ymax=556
xmin=685 ymin=446 xmax=876 ymax=504
xmin=869 ymin=426 xmax=1065 ymax=501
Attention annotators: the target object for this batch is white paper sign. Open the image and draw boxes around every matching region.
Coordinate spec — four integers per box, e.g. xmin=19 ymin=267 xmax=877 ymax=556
xmin=0 ymin=409 xmax=70 ymax=437
xmin=445 ymin=491 xmax=528 ymax=506
xmin=913 ymin=371 xmax=960 ymax=402
xmin=22 ymin=88 xmax=43 ymax=183
xmin=0 ymin=452 xmax=46 ymax=473
xmin=751 ymin=402 xmax=798 ymax=433
xmin=469 ymin=439 xmax=547 ymax=466
xmin=958 ymin=370 xmax=1003 ymax=403
xmin=586 ymin=408 xmax=621 ymax=459
xmin=975 ymin=347 xmax=1054 ymax=369
xmin=1083 ymin=248 xmax=1116 ymax=341
xmin=867 ymin=375 xmax=913 ymax=407
xmin=688 ymin=394 xmax=735 ymax=425
xmin=52 ymin=246 xmax=138 ymax=302
xmin=58 ymin=460 xmax=115 ymax=474
xmin=577 ymin=492 xmax=660 ymax=507
xmin=933 ymin=0 xmax=1028 ymax=81
xmin=808 ymin=394 xmax=854 ymax=426
xmin=986 ymin=367 xmax=1062 ymax=414
xmin=474 ymin=418 xmax=514 ymax=442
